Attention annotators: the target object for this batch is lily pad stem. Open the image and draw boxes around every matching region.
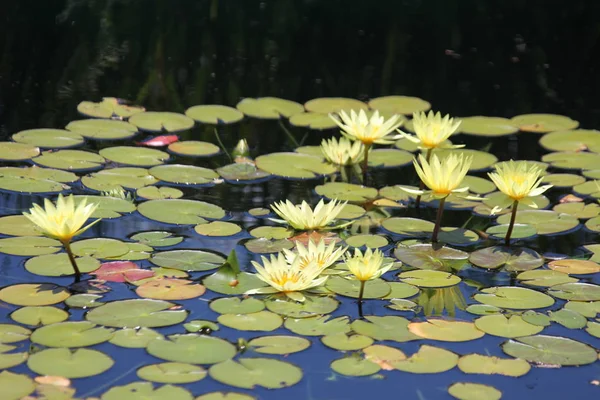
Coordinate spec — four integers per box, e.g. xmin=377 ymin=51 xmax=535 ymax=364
xmin=361 ymin=143 xmax=372 ymax=184
xmin=431 ymin=195 xmax=447 ymax=243
xmin=213 ymin=127 xmax=232 ymax=162
xmin=278 ymin=119 xmax=300 ymax=147
xmin=504 ymin=200 xmax=520 ymax=246
xmin=415 ymin=148 xmax=433 ymax=209
xmin=61 ymin=240 xmax=81 ymax=282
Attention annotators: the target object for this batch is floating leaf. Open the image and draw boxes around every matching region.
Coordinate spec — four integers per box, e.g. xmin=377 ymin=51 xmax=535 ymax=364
xmin=10 ymin=306 xmax=69 ymax=326
xmin=71 ymin=238 xmax=129 ymax=259
xmin=100 ymin=146 xmax=169 ymax=167
xmin=398 ymin=270 xmax=461 ymax=288
xmin=137 ymin=278 xmax=206 ymax=300
xmin=184 ymin=320 xmax=219 ymax=333
xmin=457 ymin=116 xmax=518 ymax=137
xmin=77 ymin=97 xmax=145 ymax=119
xmin=289 ymin=112 xmax=338 ymax=130
xmin=517 ymin=269 xmax=578 ymax=287
xmin=586 ymin=321 xmax=600 ymax=338
xmin=12 ymin=128 xmax=84 ymax=148
xmin=368 ymin=95 xmax=430 ymax=115
xmin=0 ymin=166 xmax=77 ymax=193
xmin=321 ymin=333 xmax=373 ymax=351
xmin=458 ymin=354 xmax=530 ymax=377
xmin=0 ymin=371 xmax=35 ymax=400
xmin=521 ymin=310 xmax=552 ymax=327
xmin=351 ymin=315 xmax=419 ymax=342
xmin=24 ymin=254 xmax=99 ymax=278
xmin=511 ymin=113 xmax=579 ymax=133
xmin=92 ymin=261 xmax=153 ymax=282
xmin=150 ymin=250 xmax=225 ymax=272
xmin=149 ymin=164 xmax=219 ymax=185
xmin=394 ymin=244 xmax=468 ymax=271
xmin=315 ymin=182 xmax=378 ymax=202
xmin=30 ymin=321 xmax=113 ymax=347
xmin=474 ymin=314 xmax=544 ymax=338
xmin=101 ymin=382 xmax=193 ymax=400
xmin=548 ymin=259 xmax=600 ymax=275
xmin=129 ymin=111 xmax=194 ymax=132
xmin=469 ymin=246 xmax=543 ymax=271
xmin=548 ymin=283 xmax=600 ymax=301
xmin=448 ymin=382 xmax=502 ymax=400
xmin=137 ymin=186 xmax=184 ymax=200
xmin=131 ymin=231 xmax=183 ymax=247
xmin=195 ymin=392 xmax=255 ymax=400
xmin=204 ymin=271 xmax=267 ymax=296
xmin=185 ymin=105 xmax=244 ymax=124
xmin=0 ymin=236 xmax=61 ymax=256
xmin=541 ymin=173 xmax=586 ymax=188
xmin=392 ymin=345 xmax=459 ymax=373
xmin=0 ymin=215 xmax=41 ymax=236
xmin=66 ymin=118 xmax=138 ymax=140
xmin=0 ymin=283 xmax=70 ymax=306
xmin=209 ymin=358 xmax=302 ymax=389
xmin=247 ymin=335 xmax=310 ymax=355
xmin=0 ymin=142 xmax=40 ymax=161
xmin=34 ymin=149 xmax=105 ymax=171
xmin=138 ymin=199 xmax=225 ymax=224
xmin=265 ymin=295 xmax=339 ymax=318
xmin=195 ymin=221 xmax=241 ymax=237
xmin=475 ymin=286 xmax=555 ymax=309
xmin=237 ymin=97 xmax=304 ymax=119
xmin=218 ymin=311 xmax=283 ymax=332
xmin=345 ymin=234 xmax=389 ymax=248
xmin=216 ymin=163 xmax=272 ymax=183
xmin=210 ymin=297 xmax=265 ymax=315
xmin=86 ymin=299 xmax=188 ymax=328
xmin=0 ymin=324 xmax=31 ymax=343
xmin=65 ymin=294 xmax=104 ymax=308
xmin=330 ymin=356 xmax=380 ymax=377
xmin=305 ymin=97 xmax=368 ymax=114
xmin=137 ymin=362 xmax=207 ymax=384
xmin=249 ymin=226 xmax=293 ymax=240
xmin=549 ymin=309 xmax=587 ymax=329
xmin=255 ymin=153 xmax=336 ymax=179
xmin=564 ymin=301 xmax=600 ymax=318
xmin=387 ymin=299 xmax=419 ymax=311
xmin=466 ymin=304 xmax=503 ymax=316
xmin=486 ymin=223 xmax=537 ymax=240
xmin=502 ymin=335 xmax=597 ymax=366
xmin=284 ymin=315 xmax=350 ymax=336
xmin=244 ymin=238 xmax=295 ymax=253
xmin=408 ymin=319 xmax=484 ymax=342
xmin=82 ymin=167 xmax=158 ymax=191
xmin=147 ymin=334 xmax=236 ymax=364
xmin=326 ymin=276 xmax=391 ymax=299
xmin=28 ymin=348 xmax=113 ymax=378
xmin=542 ymin=151 xmax=600 ymax=170
xmin=109 ymin=327 xmax=164 ymax=348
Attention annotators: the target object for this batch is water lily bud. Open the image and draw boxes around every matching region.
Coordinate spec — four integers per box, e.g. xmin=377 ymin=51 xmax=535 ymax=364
xmin=232 ymin=138 xmax=250 ymax=158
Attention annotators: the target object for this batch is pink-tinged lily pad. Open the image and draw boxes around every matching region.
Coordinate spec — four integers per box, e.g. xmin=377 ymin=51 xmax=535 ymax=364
xmin=138 ymin=135 xmax=179 ymax=147
xmin=136 ymin=278 xmax=206 ymax=300
xmin=92 ymin=261 xmax=155 ymax=283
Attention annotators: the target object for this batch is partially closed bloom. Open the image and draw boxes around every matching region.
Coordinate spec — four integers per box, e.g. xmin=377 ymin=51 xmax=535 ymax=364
xmin=345 ymin=248 xmax=393 ymax=281
xmin=23 ymin=194 xmax=100 ymax=243
xmin=488 ymin=160 xmax=553 ymax=209
xmin=320 ymin=136 xmax=365 ymax=166
xmin=329 ymin=109 xmax=404 ymax=145
xmin=271 ymin=198 xmax=347 ymax=231
xmin=398 ymin=111 xmax=462 ymax=149
xmin=246 ymin=252 xmax=328 ymax=301
xmin=403 ymin=153 xmax=473 ymax=199
xmin=283 ymin=239 xmax=347 ymax=270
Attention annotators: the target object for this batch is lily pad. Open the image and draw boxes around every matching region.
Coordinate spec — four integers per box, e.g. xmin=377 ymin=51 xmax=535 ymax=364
xmin=74 ymin=195 xmax=136 ymax=219
xmin=517 ymin=269 xmax=578 ymax=287
xmin=195 ymin=221 xmax=241 ymax=237
xmin=321 ymin=333 xmax=374 ymax=351
xmin=131 ymin=231 xmax=183 ymax=247
xmin=548 ymin=259 xmax=600 ymax=275
xmin=244 ymin=238 xmax=295 ymax=254
xmin=136 ymin=278 xmax=206 ymax=300
xmin=218 ymin=311 xmax=283 ymax=332
xmin=486 ymin=223 xmax=537 ymax=240
xmin=0 ymin=166 xmax=77 ymax=193
xmin=0 ymin=371 xmax=35 ymax=400
xmin=66 ymin=118 xmax=138 ymax=140
xmin=0 ymin=283 xmax=70 ymax=306
xmin=457 ymin=354 xmax=531 ymax=377
xmin=345 ymin=234 xmax=388 ymax=248
xmin=305 ymin=97 xmax=368 ymax=114
xmin=457 ymin=116 xmax=518 ymax=137
xmin=209 ymin=358 xmax=303 ymax=389
xmin=27 ymin=348 xmax=113 ymax=378
xmin=65 ymin=293 xmax=105 ymax=308
xmin=101 ymin=382 xmax=193 ymax=400
xmin=25 ymin=253 xmax=100 ymax=277
xmin=549 ymin=308 xmax=587 ymax=329
xmin=31 ymin=321 xmax=114 ymax=347
xmin=150 ymin=250 xmax=225 ymax=272
xmin=0 ymin=324 xmax=31 ymax=343
xmin=12 ymin=129 xmax=84 ymax=148
xmin=185 ymin=105 xmax=244 ymax=124
xmin=469 ymin=246 xmax=543 ymax=271
xmin=448 ymin=382 xmax=502 ymax=400
xmin=0 ymin=142 xmax=40 ymax=161
xmin=522 ymin=310 xmax=552 ymax=327
xmin=86 ymin=299 xmax=188 ymax=328
xmin=326 ymin=276 xmax=391 ymax=299
xmin=394 ymin=244 xmax=468 ymax=271
xmin=474 ymin=314 xmax=544 ymax=338
xmin=511 ymin=113 xmax=579 ymax=133
xmin=330 ymin=356 xmax=380 ymax=377
xmin=368 ymin=149 xmax=413 ymax=168
xmin=553 ymin=202 xmax=600 ymax=219
xmin=408 ymin=319 xmax=484 ymax=342
xmin=249 ymin=226 xmax=293 ymax=239
xmin=265 ymin=295 xmax=339 ymax=318
xmin=137 ymin=362 xmax=207 ymax=384
xmin=0 ymin=215 xmax=41 ymax=236
xmin=392 ymin=345 xmax=459 ymax=373
xmin=255 ymin=152 xmax=336 ymax=179
xmin=237 ymin=97 xmax=304 ymax=119
xmin=138 ymin=199 xmax=225 ymax=224
xmin=77 ymin=97 xmax=145 ymax=119
xmin=496 ymin=210 xmax=579 ymax=236
xmin=147 ymin=334 xmax=236 ymax=364
xmin=216 ymin=163 xmax=272 ymax=183
xmin=0 ymin=236 xmax=61 ymax=256
xmin=284 ymin=315 xmax=351 ymax=336
xmin=149 ymin=164 xmax=219 ymax=185
xmin=100 ymin=146 xmax=169 ymax=166
xmin=542 ymin=151 xmax=600 ymax=170
xmin=351 ymin=315 xmax=419 ymax=342
xmin=368 ymin=95 xmax=430 ymax=115
xmin=129 ymin=111 xmax=194 ymax=132
xmin=475 ymin=287 xmax=555 ymax=309
xmin=315 ymin=182 xmax=378 ymax=202
xmin=541 ymin=173 xmax=586 ymax=187
xmin=247 ymin=335 xmax=310 ymax=355
xmin=433 ymin=148 xmax=498 ymax=171
xmin=109 ymin=327 xmax=165 ymax=348
xmin=502 ymin=335 xmax=597 ymax=365
xmin=82 ymin=167 xmax=158 ymax=191
xmin=289 ymin=112 xmax=338 ymax=130
xmin=398 ymin=270 xmax=461 ymax=288
xmin=137 ymin=186 xmax=184 ymax=200
xmin=71 ymin=238 xmax=130 ymax=259
xmin=382 ymin=217 xmax=434 ymax=238
xmin=10 ymin=306 xmax=69 ymax=326
xmin=204 ymin=270 xmax=267 ymax=295
xmin=547 ymin=282 xmax=600 ymax=301
xmin=210 ymin=297 xmax=265 ymax=314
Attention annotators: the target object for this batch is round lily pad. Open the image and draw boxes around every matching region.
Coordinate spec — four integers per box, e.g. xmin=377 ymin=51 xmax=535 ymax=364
xmin=384 ymin=282 xmax=420 ymax=299
xmin=345 ymin=234 xmax=388 ymax=248
xmin=350 ymin=315 xmax=418 ymax=342
xmin=129 ymin=111 xmax=195 ymax=132
xmin=150 ymin=250 xmax=225 ymax=272
xmin=284 ymin=315 xmax=351 ymax=336
xmin=511 ymin=113 xmax=579 ymax=133
xmin=0 ymin=166 xmax=78 ymax=193
xmin=209 ymin=358 xmax=303 ymax=389
xmin=237 ymin=97 xmax=304 ymax=119
xmin=147 ymin=334 xmax=236 ymax=364
xmin=398 ymin=270 xmax=461 ymax=288
xmin=457 ymin=116 xmax=518 ymax=137
xmin=553 ymin=202 xmax=600 ymax=219
xmin=542 ymin=151 xmax=600 ymax=170
xmin=31 ymin=321 xmax=113 ymax=347
xmin=0 ymin=283 xmax=70 ymax=306
xmin=71 ymin=238 xmax=129 ymax=259
xmin=100 ymin=146 xmax=169 ymax=167
xmin=540 ymin=129 xmax=600 ymax=152
xmin=218 ymin=311 xmax=283 ymax=332
xmin=547 ymin=282 xmax=600 ymax=301
xmin=77 ymin=97 xmax=145 ymax=119
xmin=0 ymin=236 xmax=60 ymax=256
xmin=474 ymin=286 xmax=555 ymax=309
xmin=249 ymin=226 xmax=293 ymax=239
xmin=517 ymin=269 xmax=578 ymax=287
xmin=265 ymin=296 xmax=339 ymax=318
xmin=448 ymin=382 xmax=502 ymax=400
xmin=167 ymin=141 xmax=220 ymax=157
xmin=210 ymin=297 xmax=265 ymax=314
xmin=474 ymin=315 xmax=544 ymax=338
xmin=136 ymin=278 xmax=206 ymax=300
xmin=149 ymin=164 xmax=219 ymax=185
xmin=10 ymin=306 xmax=69 ymax=326
xmin=496 ymin=210 xmax=579 ymax=236
xmin=392 ymin=345 xmax=459 ymax=373
xmin=337 ymin=203 xmax=366 ymax=219
xmin=66 ymin=119 xmax=138 ymax=140
xmin=82 ymin=167 xmax=158 ymax=191
xmin=326 ymin=276 xmax=391 ymax=299
xmin=25 ymin=253 xmax=100 ymax=277
xmin=289 ymin=112 xmax=338 ymax=130
xmin=394 ymin=244 xmax=468 ymax=271
xmin=486 ymin=223 xmax=537 ymax=240
xmin=315 ymin=182 xmax=378 ymax=202
xmin=244 ymin=238 xmax=295 ymax=254
xmin=305 ymin=97 xmax=368 ymax=114
xmin=541 ymin=173 xmax=586 ymax=188
xmin=86 ymin=299 xmax=188 ymax=328
xmin=458 ymin=354 xmax=530 ymax=377
xmin=137 ymin=362 xmax=207 ymax=384
xmin=369 ymin=149 xmax=413 ymax=168
xmin=185 ymin=105 xmax=244 ymax=124
xmin=0 ymin=371 xmax=35 ymax=400
xmin=137 ymin=186 xmax=183 ymax=200
xmin=0 ymin=324 xmax=31 ymax=343
xmin=321 ymin=333 xmax=373 ymax=351
xmin=368 ymin=95 xmax=430 ymax=115
xmin=138 ymin=199 xmax=225 ymax=224
xmin=203 ymin=271 xmax=267 ymax=295
xmin=101 ymin=382 xmax=193 ymax=400
xmin=408 ymin=319 xmax=484 ymax=342
xmin=465 ymin=304 xmax=503 ymax=316
xmin=131 ymin=231 xmax=183 ymax=247
xmin=255 ymin=152 xmax=336 ymax=179
xmin=12 ymin=129 xmax=84 ymax=148
xmin=195 ymin=221 xmax=241 ymax=237
xmin=27 ymin=348 xmax=113 ymax=378
xmin=549 ymin=308 xmax=587 ymax=329
xmin=469 ymin=246 xmax=543 ymax=271
xmin=216 ymin=163 xmax=272 ymax=183
xmin=0 ymin=142 xmax=40 ymax=161
xmin=382 ymin=217 xmax=434 ymax=238
xmin=433 ymin=148 xmax=498 ymax=171
xmin=109 ymin=327 xmax=164 ymax=348
xmin=248 ymin=335 xmax=310 ymax=355
xmin=502 ymin=335 xmax=597 ymax=365
xmin=462 ymin=175 xmax=497 ymax=194
xmin=65 ymin=293 xmax=105 ymax=308
xmin=330 ymin=357 xmax=380 ymax=377
xmin=548 ymin=259 xmax=600 ymax=275
xmin=0 ymin=215 xmax=41 ymax=236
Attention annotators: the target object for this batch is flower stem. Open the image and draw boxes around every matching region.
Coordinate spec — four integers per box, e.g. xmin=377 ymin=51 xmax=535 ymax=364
xmin=431 ymin=196 xmax=447 ymax=243
xmin=361 ymin=143 xmax=371 ymax=184
xmin=213 ymin=127 xmax=232 ymax=162
xmin=62 ymin=241 xmax=81 ymax=282
xmin=415 ymin=149 xmax=432 ymax=209
xmin=504 ymin=200 xmax=520 ymax=247
xmin=357 ymin=280 xmax=366 ymax=318
xmin=278 ymin=119 xmax=300 ymax=147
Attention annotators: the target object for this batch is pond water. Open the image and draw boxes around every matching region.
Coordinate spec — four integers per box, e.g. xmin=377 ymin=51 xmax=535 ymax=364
xmin=1 ymin=1 xmax=600 ymax=400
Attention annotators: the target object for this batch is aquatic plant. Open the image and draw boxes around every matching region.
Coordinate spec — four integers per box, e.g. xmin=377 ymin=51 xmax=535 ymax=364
xmin=270 ymin=198 xmax=347 ymax=231
xmin=344 ymin=247 xmax=393 ymax=304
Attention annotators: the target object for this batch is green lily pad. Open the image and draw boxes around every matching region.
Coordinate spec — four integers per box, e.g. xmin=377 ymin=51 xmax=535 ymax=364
xmin=462 ymin=175 xmax=497 ymax=194
xmin=147 ymin=334 xmax=236 ymax=364
xmin=109 ymin=327 xmax=164 ymax=348
xmin=101 ymin=382 xmax=193 ymax=400
xmin=237 ymin=97 xmax=304 ymax=119
xmin=218 ymin=311 xmax=283 ymax=332
xmin=541 ymin=173 xmax=586 ymax=188
xmin=585 ymin=216 xmax=600 ymax=232
xmin=564 ymin=301 xmax=600 ymax=317
xmin=137 ymin=186 xmax=183 ymax=200
xmin=554 ymin=202 xmax=600 ymax=219
xmin=587 ymin=321 xmax=600 ymax=338
xmin=315 ymin=182 xmax=378 ymax=202
xmin=517 ymin=269 xmax=578 ymax=287
xmin=408 ymin=319 xmax=484 ymax=342
xmin=195 ymin=392 xmax=254 ymax=400
xmin=398 ymin=270 xmax=461 ymax=288
xmin=289 ymin=112 xmax=338 ymax=130
xmin=496 ymin=210 xmax=579 ymax=236
xmin=244 ymin=238 xmax=295 ymax=254
xmin=502 ymin=335 xmax=597 ymax=365
xmin=511 ymin=113 xmax=579 ymax=133
xmin=321 ymin=333 xmax=374 ymax=351
xmin=129 ymin=111 xmax=194 ymax=132
xmin=0 ymin=324 xmax=31 ymax=343
xmin=150 ymin=250 xmax=225 ymax=272
xmin=138 ymin=199 xmax=225 ymax=224
xmin=305 ymin=97 xmax=368 ymax=113
xmin=330 ymin=356 xmax=380 ymax=377
xmin=0 ymin=371 xmax=35 ymax=400
xmin=137 ymin=362 xmax=207 ymax=384
xmin=255 ymin=152 xmax=336 ymax=179
xmin=474 ymin=314 xmax=544 ymax=338
xmin=539 ymin=129 xmax=600 ymax=152
xmin=0 ymin=142 xmax=40 ymax=161
xmin=368 ymin=95 xmax=430 ymax=115
xmin=466 ymin=304 xmax=503 ymax=316
xmin=247 ymin=335 xmax=310 ymax=355
xmin=10 ymin=306 xmax=69 ymax=326
xmin=382 ymin=217 xmax=434 ymax=238
xmin=31 ymin=321 xmax=113 ymax=347
xmin=547 ymin=282 xmax=600 ymax=301
xmin=100 ymin=146 xmax=169 ymax=167
xmin=136 ymin=278 xmax=206 ymax=301
xmin=345 ymin=234 xmax=389 ymax=248
xmin=195 ymin=221 xmax=241 ymax=237
xmin=149 ymin=164 xmax=219 ymax=185
xmin=448 ymin=382 xmax=502 ymax=400
xmin=73 ymin=195 xmax=136 ymax=219
xmin=65 ymin=293 xmax=104 ymax=308
xmin=326 ymin=276 xmax=391 ymax=299
xmin=485 ymin=223 xmax=537 ymax=240
xmin=351 ymin=315 xmax=419 ymax=342
xmin=337 ymin=203 xmax=366 ymax=219
xmin=0 ymin=215 xmax=41 ymax=236
xmin=265 ymin=295 xmax=339 ymax=318
xmin=469 ymin=246 xmax=544 ymax=271
xmin=86 ymin=299 xmax=188 ymax=328
xmin=0 ymin=236 xmax=61 ymax=256
xmin=458 ymin=354 xmax=531 ymax=377
xmin=549 ymin=308 xmax=587 ymax=329
xmin=82 ymin=167 xmax=158 ymax=191
xmin=210 ymin=297 xmax=265 ymax=314
xmin=392 ymin=345 xmax=459 ymax=373
xmin=28 ymin=348 xmax=113 ymax=378
xmin=522 ymin=310 xmax=552 ymax=327
xmin=183 ymin=320 xmax=219 ymax=333
xmin=209 ymin=358 xmax=302 ymax=389
xmin=457 ymin=116 xmax=518 ymax=137
xmin=77 ymin=97 xmax=145 ymax=119
xmin=70 ymin=238 xmax=129 ymax=259
xmin=433 ymin=148 xmax=498 ymax=171
xmin=204 ymin=271 xmax=267 ymax=295
xmin=167 ymin=140 xmax=221 ymax=157
xmin=25 ymin=253 xmax=100 ymax=277
xmin=0 ymin=283 xmax=70 ymax=306
xmin=0 ymin=344 xmax=27 ymax=369
xmin=379 ymin=185 xmax=412 ymax=202
xmin=12 ymin=129 xmax=84 ymax=148
xmin=0 ymin=166 xmax=77 ymax=193
xmin=216 ymin=163 xmax=272 ymax=183
xmin=394 ymin=244 xmax=468 ymax=271
xmin=542 ymin=151 xmax=600 ymax=170
xmin=474 ymin=286 xmax=555 ymax=309
xmin=66 ymin=118 xmax=138 ymax=140
xmin=368 ymin=149 xmax=413 ymax=168
xmin=249 ymin=226 xmax=293 ymax=239
xmin=131 ymin=231 xmax=183 ymax=247
xmin=284 ymin=315 xmax=350 ymax=336
xmin=574 ymin=180 xmax=600 ymax=199
xmin=185 ymin=105 xmax=244 ymax=124
xmin=387 ymin=298 xmax=419 ymax=311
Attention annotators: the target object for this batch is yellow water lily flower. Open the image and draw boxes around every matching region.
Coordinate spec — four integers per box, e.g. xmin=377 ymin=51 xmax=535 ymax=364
xmin=283 ymin=239 xmax=347 ymax=270
xmin=329 ymin=109 xmax=404 ymax=145
xmin=488 ymin=160 xmax=553 ymax=209
xmin=403 ymin=153 xmax=473 ymax=199
xmin=246 ymin=252 xmax=328 ymax=301
xmin=345 ymin=248 xmax=393 ymax=282
xmin=23 ymin=194 xmax=100 ymax=243
xmin=398 ymin=111 xmax=462 ymax=149
xmin=271 ymin=198 xmax=347 ymax=231
xmin=320 ymin=136 xmax=365 ymax=166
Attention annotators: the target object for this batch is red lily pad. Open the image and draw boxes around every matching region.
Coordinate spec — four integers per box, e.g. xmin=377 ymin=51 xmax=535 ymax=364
xmin=138 ymin=135 xmax=179 ymax=147
xmin=92 ymin=261 xmax=155 ymax=283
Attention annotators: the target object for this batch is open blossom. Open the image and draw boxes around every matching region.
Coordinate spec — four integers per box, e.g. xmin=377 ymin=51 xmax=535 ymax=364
xmin=488 ymin=160 xmax=553 ymax=209
xmin=329 ymin=109 xmax=404 ymax=145
xmin=345 ymin=248 xmax=393 ymax=281
xmin=246 ymin=252 xmax=328 ymax=302
xmin=402 ymin=153 xmax=474 ymax=199
xmin=271 ymin=198 xmax=347 ymax=231
xmin=23 ymin=194 xmax=100 ymax=243
xmin=283 ymin=239 xmax=347 ymax=270
xmin=398 ymin=111 xmax=462 ymax=149
xmin=320 ymin=136 xmax=365 ymax=166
